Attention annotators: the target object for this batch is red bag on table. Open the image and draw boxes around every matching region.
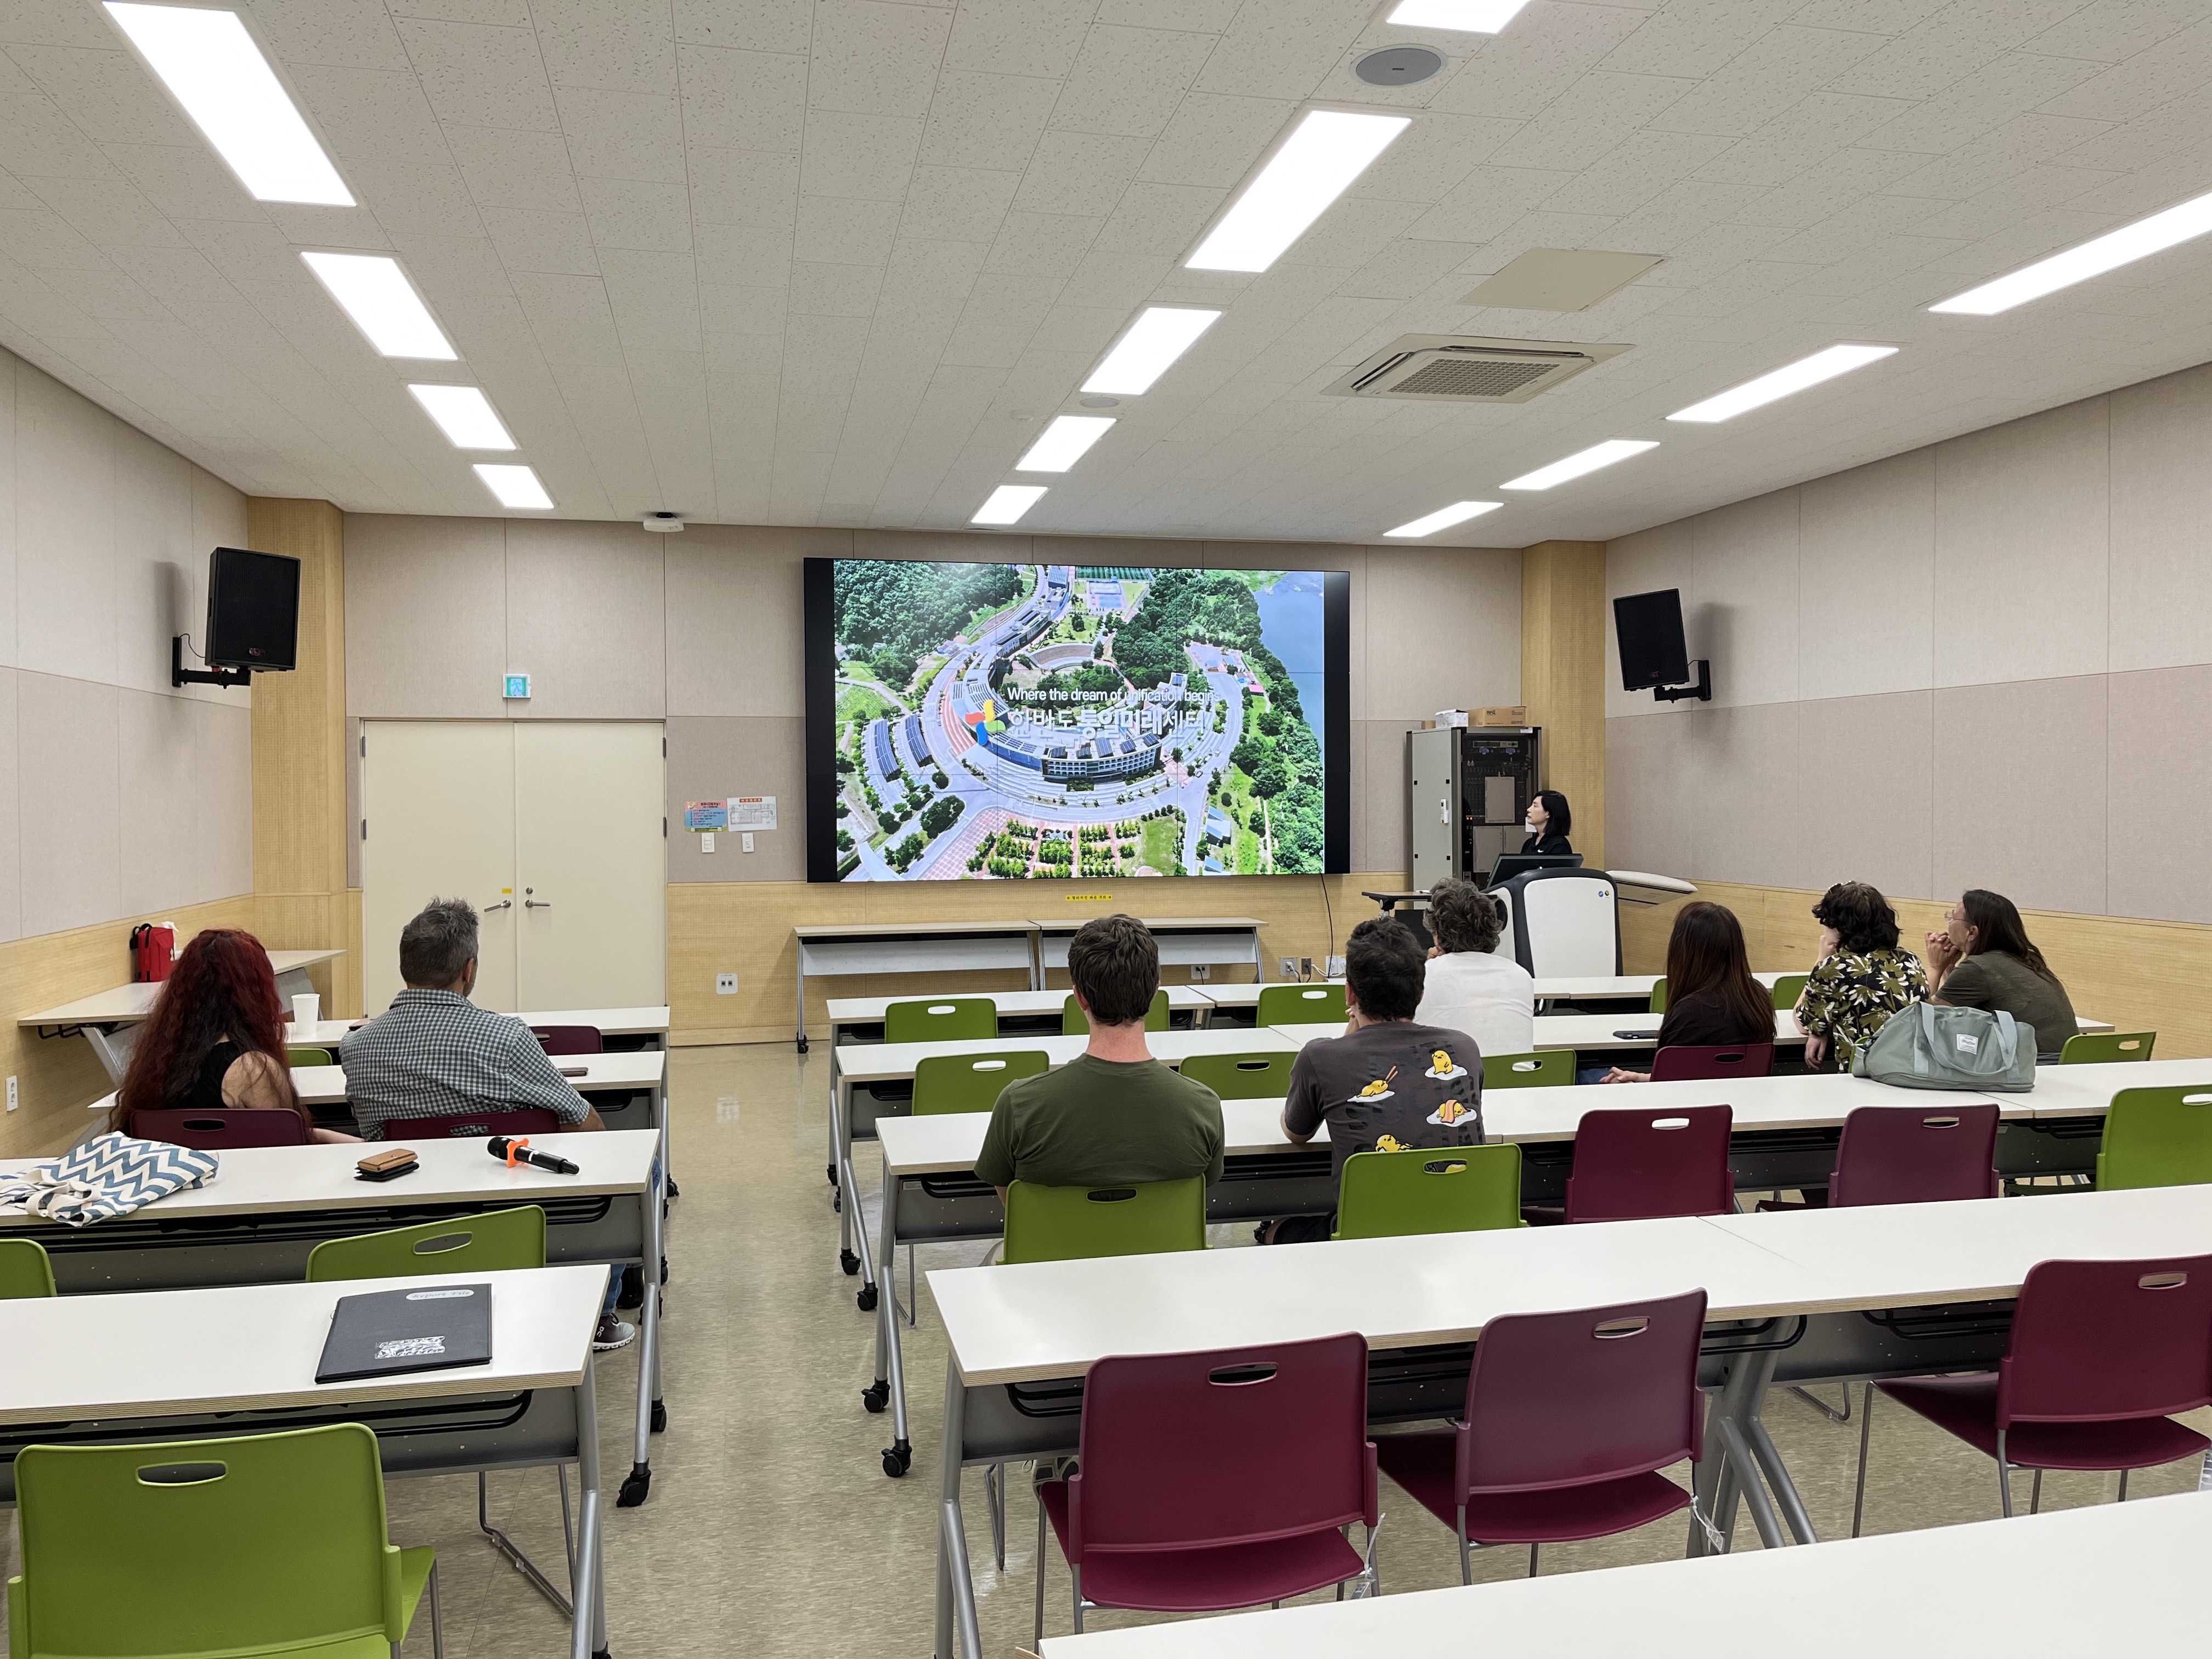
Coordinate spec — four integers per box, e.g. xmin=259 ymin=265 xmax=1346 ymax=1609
xmin=131 ymin=923 xmax=175 ymax=983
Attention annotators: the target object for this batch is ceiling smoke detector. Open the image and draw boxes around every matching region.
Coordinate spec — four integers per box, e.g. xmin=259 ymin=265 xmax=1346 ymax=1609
xmin=642 ymin=511 xmax=684 ymax=533
xmin=1322 ymin=334 xmax=1634 ymax=403
xmin=1355 ymin=45 xmax=1444 ymax=86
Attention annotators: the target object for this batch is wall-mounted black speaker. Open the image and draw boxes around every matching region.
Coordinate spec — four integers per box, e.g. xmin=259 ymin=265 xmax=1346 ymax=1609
xmin=1612 ymin=588 xmax=1689 ymax=691
xmin=205 ymin=547 xmax=301 ymax=672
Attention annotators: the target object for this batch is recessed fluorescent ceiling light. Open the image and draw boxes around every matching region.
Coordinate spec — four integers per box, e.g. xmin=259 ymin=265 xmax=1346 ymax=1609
xmin=408 ymin=384 xmax=515 ymax=450
xmin=1667 ymin=344 xmax=1898 ymax=424
xmin=1186 ymin=109 xmax=1410 ymax=273
xmin=1387 ymin=0 xmax=1532 ymax=30
xmin=1081 ymin=308 xmax=1221 ymax=396
xmin=1930 ymin=187 xmax=2212 ymax=315
xmin=105 ymin=3 xmax=351 ymax=206
xmin=301 ymin=252 xmax=456 ymax=359
xmin=1015 ymin=415 xmax=1115 ymax=473
xmin=474 ymin=464 xmax=552 ymax=510
xmin=1502 ymin=439 xmax=1658 ymax=492
xmin=973 ymin=484 xmax=1047 ymax=526
xmin=1385 ymin=500 xmax=1503 ymax=538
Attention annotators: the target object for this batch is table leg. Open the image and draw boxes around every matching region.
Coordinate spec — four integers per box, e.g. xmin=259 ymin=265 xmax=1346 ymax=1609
xmin=832 ymin=1081 xmax=857 ymax=1272
xmin=936 ymin=1354 xmax=981 ymax=1659
xmin=572 ymin=1353 xmax=609 ymax=1659
xmin=1737 ymin=1351 xmax=1818 ymax=1545
xmin=868 ymin=1161 xmax=912 ymax=1476
xmin=840 ymin=1125 xmax=878 ymax=1299
xmin=83 ymin=1025 xmax=132 ymax=1085
xmin=1711 ymin=1352 xmax=1789 ymax=1551
xmin=795 ymin=957 xmax=810 ymax=1053
xmin=619 ymin=1186 xmax=665 ymax=1508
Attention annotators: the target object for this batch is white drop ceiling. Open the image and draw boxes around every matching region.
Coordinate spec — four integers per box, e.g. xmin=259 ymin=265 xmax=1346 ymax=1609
xmin=5 ymin=0 xmax=2212 ymax=546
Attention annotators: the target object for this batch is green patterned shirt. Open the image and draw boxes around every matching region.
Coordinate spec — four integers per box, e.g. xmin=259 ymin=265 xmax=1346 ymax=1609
xmin=1798 ymin=947 xmax=1930 ymax=1056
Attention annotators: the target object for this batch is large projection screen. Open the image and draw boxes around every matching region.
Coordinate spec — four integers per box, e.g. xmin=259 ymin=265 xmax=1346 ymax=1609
xmin=805 ymin=558 xmax=1348 ymax=882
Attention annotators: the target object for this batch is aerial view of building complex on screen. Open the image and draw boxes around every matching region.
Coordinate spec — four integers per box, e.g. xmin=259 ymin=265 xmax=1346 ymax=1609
xmin=830 ymin=560 xmax=1327 ymax=882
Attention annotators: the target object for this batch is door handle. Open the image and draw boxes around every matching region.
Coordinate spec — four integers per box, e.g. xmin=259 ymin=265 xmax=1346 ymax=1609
xmin=524 ymin=887 xmax=551 ymax=910
xmin=483 ymin=899 xmax=512 ymax=912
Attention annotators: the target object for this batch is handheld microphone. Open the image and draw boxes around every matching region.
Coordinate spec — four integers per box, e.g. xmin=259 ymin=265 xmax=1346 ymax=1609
xmin=488 ymin=1135 xmax=579 ymax=1175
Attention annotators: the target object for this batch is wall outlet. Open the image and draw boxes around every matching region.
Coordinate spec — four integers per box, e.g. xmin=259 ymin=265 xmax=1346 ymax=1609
xmin=715 ymin=973 xmax=739 ymax=995
xmin=741 ymin=831 xmax=755 ymax=853
xmin=4 ymin=1076 xmax=14 ymax=1112
xmin=716 ymin=1096 xmax=741 ymax=1124
xmin=1300 ymin=956 xmax=1316 ymax=979
xmin=1324 ymin=955 xmax=1346 ymax=978
xmin=700 ymin=832 xmax=715 ymax=853
xmin=1188 ymin=964 xmax=1210 ymax=982
xmin=1278 ymin=956 xmax=1298 ymax=978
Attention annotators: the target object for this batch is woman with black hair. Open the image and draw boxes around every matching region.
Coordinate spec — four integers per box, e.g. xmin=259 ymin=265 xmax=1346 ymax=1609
xmin=1520 ymin=790 xmax=1572 ymax=856
xmin=1796 ymin=882 xmax=1929 ymax=1070
xmin=1928 ymin=889 xmax=2078 ymax=1061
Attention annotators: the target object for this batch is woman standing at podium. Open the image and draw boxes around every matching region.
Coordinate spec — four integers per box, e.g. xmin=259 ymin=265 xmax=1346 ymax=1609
xmin=1520 ymin=789 xmax=1573 ymax=856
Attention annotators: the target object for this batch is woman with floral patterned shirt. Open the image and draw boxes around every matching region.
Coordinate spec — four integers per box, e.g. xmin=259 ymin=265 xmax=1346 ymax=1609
xmin=1796 ymin=882 xmax=1930 ymax=1070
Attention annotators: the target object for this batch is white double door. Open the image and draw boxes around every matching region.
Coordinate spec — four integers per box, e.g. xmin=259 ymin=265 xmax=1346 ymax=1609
xmin=362 ymin=721 xmax=667 ymax=1014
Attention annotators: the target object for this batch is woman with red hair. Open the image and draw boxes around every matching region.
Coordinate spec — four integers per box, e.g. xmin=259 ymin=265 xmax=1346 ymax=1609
xmin=112 ymin=929 xmax=356 ymax=1143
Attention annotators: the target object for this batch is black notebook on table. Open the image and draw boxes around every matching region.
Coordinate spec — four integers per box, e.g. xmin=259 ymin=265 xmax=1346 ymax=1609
xmin=316 ymin=1283 xmax=494 ymax=1383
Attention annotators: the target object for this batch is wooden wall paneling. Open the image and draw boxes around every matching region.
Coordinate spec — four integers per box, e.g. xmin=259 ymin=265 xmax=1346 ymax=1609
xmin=1521 ymin=540 xmax=1608 ymax=867
xmin=0 ymin=896 xmax=258 ymax=1156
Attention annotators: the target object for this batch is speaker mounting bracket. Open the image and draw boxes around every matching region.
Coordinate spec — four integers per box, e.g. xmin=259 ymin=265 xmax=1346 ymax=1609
xmin=172 ymin=635 xmax=252 ymax=689
xmin=1652 ymin=660 xmax=1711 ymax=703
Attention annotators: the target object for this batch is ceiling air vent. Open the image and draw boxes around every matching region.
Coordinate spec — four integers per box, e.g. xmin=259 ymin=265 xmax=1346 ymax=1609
xmin=1322 ymin=334 xmax=1633 ymax=404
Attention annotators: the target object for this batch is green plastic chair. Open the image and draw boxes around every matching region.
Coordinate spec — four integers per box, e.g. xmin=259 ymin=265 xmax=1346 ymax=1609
xmin=1062 ymin=990 xmax=1169 ymax=1034
xmin=913 ymin=1049 xmax=1051 ymax=1115
xmin=2061 ymin=1031 xmax=2157 ymax=1065
xmin=1002 ymin=1177 xmax=1206 ymax=1263
xmin=1770 ymin=974 xmax=1808 ymax=1011
xmin=0 ymin=1237 xmax=56 ymax=1298
xmin=1648 ymin=977 xmax=1668 ymax=1014
xmin=306 ymin=1205 xmax=573 ymax=1616
xmin=1334 ymin=1144 xmax=1525 ymax=1240
xmin=287 ymin=1046 xmax=335 ymax=1067
xmin=306 ymin=1204 xmax=548 ymax=1283
xmin=2095 ymin=1086 xmax=2212 ymax=1190
xmin=8 ymin=1423 xmax=437 ymax=1659
xmin=1482 ymin=1049 xmax=1572 ymax=1089
xmin=1255 ymin=983 xmax=1347 ymax=1025
xmin=1180 ymin=1051 xmax=1298 ymax=1099
xmin=884 ymin=997 xmax=998 ymax=1045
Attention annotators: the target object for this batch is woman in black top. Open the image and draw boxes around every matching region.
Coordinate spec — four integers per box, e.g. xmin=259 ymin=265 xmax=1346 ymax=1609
xmin=111 ymin=929 xmax=355 ymax=1143
xmin=1520 ymin=789 xmax=1573 ymax=856
xmin=1602 ymin=901 xmax=1773 ymax=1083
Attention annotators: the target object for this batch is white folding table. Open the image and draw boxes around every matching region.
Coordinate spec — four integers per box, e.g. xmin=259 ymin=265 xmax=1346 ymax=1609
xmin=1 ymin=1129 xmax=667 ymax=1516
xmin=21 ymin=947 xmax=347 ymax=1082
xmin=0 ymin=1265 xmax=614 ymax=1659
xmin=822 ymin=986 xmax=1212 ymax=1046
xmin=1031 ymin=916 xmax=1266 ymax=985
xmin=793 ymin=922 xmax=1045 ymax=1052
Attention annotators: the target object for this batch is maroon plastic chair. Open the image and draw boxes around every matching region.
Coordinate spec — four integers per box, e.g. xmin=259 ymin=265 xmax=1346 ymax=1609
xmin=1375 ymin=1290 xmax=1707 ymax=1579
xmin=1762 ymin=1103 xmax=2001 ymax=1212
xmin=1034 ymin=1332 xmax=1377 ymax=1640
xmin=1562 ymin=1105 xmax=1735 ymax=1223
xmin=1857 ymin=1254 xmax=2212 ymax=1534
xmin=127 ymin=1108 xmax=310 ymax=1150
xmin=380 ymin=1108 xmax=562 ymax=1140
xmin=1649 ymin=1043 xmax=1774 ymax=1083
xmin=532 ymin=1025 xmax=605 ymax=1056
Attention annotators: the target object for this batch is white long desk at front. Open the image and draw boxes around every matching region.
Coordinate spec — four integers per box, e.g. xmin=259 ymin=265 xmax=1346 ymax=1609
xmin=793 ymin=921 xmax=1047 ymax=1052
xmin=0 ymin=1130 xmax=669 ymax=1513
xmin=825 ymin=1028 xmax=1301 ymax=1299
xmin=1200 ymin=972 xmax=1789 ymax=1015
xmin=0 ymin=1265 xmax=614 ymax=1659
xmin=1039 ymin=1491 xmax=2212 ymax=1659
xmin=22 ymin=948 xmax=347 ymax=1081
xmin=927 ymin=1183 xmax=2212 ymax=1656
xmin=822 ymin=986 xmax=1212 ymax=1044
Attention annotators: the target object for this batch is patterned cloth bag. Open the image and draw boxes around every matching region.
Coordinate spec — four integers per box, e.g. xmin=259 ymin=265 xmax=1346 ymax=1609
xmin=0 ymin=1133 xmax=218 ymax=1226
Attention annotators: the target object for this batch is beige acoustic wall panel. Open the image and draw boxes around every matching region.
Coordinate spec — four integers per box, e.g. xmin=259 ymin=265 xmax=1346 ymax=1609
xmin=361 ymin=721 xmax=518 ymax=1013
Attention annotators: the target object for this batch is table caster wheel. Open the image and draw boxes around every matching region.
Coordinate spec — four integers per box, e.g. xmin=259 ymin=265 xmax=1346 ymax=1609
xmin=617 ymin=1462 xmax=651 ymax=1507
xmin=826 ymin=1163 xmax=837 ymax=1186
xmin=882 ymin=1440 xmax=912 ymax=1478
xmin=840 ymin=1249 xmax=860 ymax=1276
xmin=857 ymin=1282 xmax=878 ymax=1312
xmin=798 ymin=1036 xmax=810 ymax=1054
xmin=861 ymin=1380 xmax=889 ymax=1414
xmin=650 ymin=1400 xmax=667 ymax=1434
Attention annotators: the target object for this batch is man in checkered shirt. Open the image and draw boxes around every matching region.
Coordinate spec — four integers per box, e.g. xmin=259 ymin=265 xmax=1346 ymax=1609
xmin=340 ymin=896 xmax=634 ymax=1351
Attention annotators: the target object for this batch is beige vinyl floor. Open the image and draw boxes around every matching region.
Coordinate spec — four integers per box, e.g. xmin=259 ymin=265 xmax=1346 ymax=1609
xmin=10 ymin=1041 xmax=2206 ymax=1657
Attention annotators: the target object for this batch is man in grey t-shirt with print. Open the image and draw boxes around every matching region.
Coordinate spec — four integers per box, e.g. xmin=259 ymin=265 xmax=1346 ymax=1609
xmin=1265 ymin=916 xmax=1485 ymax=1244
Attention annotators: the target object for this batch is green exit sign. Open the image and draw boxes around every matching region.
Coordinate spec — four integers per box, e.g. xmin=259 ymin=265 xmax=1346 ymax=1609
xmin=503 ymin=673 xmax=531 ymax=699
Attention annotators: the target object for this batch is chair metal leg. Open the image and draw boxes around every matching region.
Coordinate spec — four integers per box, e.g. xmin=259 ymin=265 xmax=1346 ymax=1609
xmin=1851 ymin=1383 xmax=1875 ymax=1538
xmin=1527 ymin=1543 xmax=1539 ymax=1578
xmin=907 ymin=1243 xmax=917 ymax=1329
xmin=1788 ymin=1383 xmax=1852 ymax=1423
xmin=1455 ymin=1507 xmax=1471 ymax=1585
xmin=2118 ymin=1469 xmax=2130 ymax=1502
xmin=427 ymin=1559 xmax=445 ymax=1659
xmin=1071 ymin=1565 xmax=1085 ymax=1634
xmin=986 ymin=1462 xmax=1007 ymax=1572
xmin=478 ymin=1469 xmax=574 ymax=1616
xmin=1996 ymin=1431 xmax=2015 ymax=1519
xmin=2030 ymin=1469 xmax=2043 ymax=1514
xmin=1032 ymin=1491 xmax=1047 ymax=1646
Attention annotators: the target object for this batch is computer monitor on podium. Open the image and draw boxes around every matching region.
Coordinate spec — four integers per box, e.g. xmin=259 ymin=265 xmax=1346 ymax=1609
xmin=1486 ymin=852 xmax=1582 ymax=889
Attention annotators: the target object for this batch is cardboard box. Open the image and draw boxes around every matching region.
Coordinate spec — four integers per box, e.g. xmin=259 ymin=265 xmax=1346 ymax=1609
xmin=1476 ymin=706 xmax=1527 ymax=726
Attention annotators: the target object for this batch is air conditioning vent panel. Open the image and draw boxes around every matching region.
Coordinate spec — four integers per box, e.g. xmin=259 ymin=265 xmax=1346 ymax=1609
xmin=1324 ymin=334 xmax=1633 ymax=404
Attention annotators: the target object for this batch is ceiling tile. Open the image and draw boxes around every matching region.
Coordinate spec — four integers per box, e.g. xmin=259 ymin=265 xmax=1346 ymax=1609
xmin=679 ymin=44 xmax=806 ymax=152
xmin=917 ymin=70 xmax=1058 ymax=171
xmin=394 ymin=19 xmax=560 ymax=132
xmin=557 ymin=87 xmax=685 ymax=181
xmin=674 ymin=0 xmax=814 ymax=54
xmin=1052 ymin=25 xmax=1215 ymax=137
xmin=581 ymin=175 xmax=693 ymax=250
xmin=532 ymin=0 xmax=678 ymax=94
xmin=802 ymin=110 xmax=924 ymax=199
xmin=795 ymin=193 xmax=902 ymax=263
xmin=808 ymin=0 xmax=954 ymax=120
xmin=944 ymin=0 xmax=1094 ymax=80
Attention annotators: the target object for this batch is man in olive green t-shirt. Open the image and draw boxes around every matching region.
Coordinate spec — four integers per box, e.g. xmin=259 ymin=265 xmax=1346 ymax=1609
xmin=974 ymin=913 xmax=1224 ymax=1195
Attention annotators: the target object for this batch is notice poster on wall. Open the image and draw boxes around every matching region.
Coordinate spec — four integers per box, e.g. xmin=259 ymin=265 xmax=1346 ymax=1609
xmin=727 ymin=797 xmax=777 ymax=830
xmin=684 ymin=802 xmax=728 ymax=832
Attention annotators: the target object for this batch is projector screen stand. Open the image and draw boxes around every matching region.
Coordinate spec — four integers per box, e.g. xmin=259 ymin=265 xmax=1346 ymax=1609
xmin=172 ymin=636 xmax=252 ymax=690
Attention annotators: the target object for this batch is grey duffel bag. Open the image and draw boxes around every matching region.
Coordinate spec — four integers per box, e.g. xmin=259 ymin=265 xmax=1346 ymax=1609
xmin=1852 ymin=1002 xmax=2036 ymax=1092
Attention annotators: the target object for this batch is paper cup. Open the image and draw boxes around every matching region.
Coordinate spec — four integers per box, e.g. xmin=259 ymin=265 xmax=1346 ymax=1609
xmin=291 ymin=993 xmax=321 ymax=1032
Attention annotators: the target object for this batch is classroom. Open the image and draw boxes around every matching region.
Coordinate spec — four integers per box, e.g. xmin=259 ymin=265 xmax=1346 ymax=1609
xmin=2 ymin=0 xmax=2210 ymax=1654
